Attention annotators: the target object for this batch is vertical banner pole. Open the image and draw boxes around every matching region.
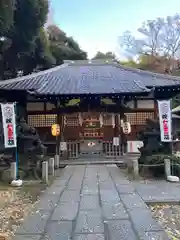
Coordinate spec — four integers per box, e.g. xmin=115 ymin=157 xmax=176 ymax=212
xmin=14 ymin=102 xmax=18 ymax=179
xmin=0 ymin=102 xmax=18 ymax=179
xmin=157 ymin=99 xmax=172 ymax=143
xmin=170 ymin=99 xmax=174 ymax=155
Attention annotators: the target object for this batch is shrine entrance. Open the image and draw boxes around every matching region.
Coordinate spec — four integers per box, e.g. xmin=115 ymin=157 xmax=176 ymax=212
xmin=63 ymin=111 xmax=123 ymax=160
xmin=79 ymin=113 xmax=103 ymax=158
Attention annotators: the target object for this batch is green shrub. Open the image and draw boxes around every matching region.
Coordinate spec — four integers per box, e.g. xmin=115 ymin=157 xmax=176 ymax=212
xmin=138 ymin=154 xmax=180 ymax=178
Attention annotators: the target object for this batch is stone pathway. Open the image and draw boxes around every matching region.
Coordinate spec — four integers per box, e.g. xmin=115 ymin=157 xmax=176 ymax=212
xmin=133 ymin=180 xmax=180 ymax=203
xmin=13 ymin=165 xmax=170 ymax=240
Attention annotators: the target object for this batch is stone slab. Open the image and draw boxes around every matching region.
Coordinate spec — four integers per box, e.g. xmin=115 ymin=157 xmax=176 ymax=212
xmin=133 ymin=181 xmax=180 ymax=203
xmin=99 ymin=182 xmax=115 ymax=190
xmin=51 ymin=202 xmax=79 ymax=221
xmin=129 ymin=208 xmax=163 ymax=235
xmin=100 ymin=190 xmax=120 ymax=204
xmin=34 ymin=194 xmax=59 ymax=211
xmin=45 ymin=221 xmax=72 ymax=240
xmin=139 ymin=231 xmax=170 ymax=240
xmin=83 ymin=181 xmax=98 ymax=188
xmin=73 ymin=234 xmax=105 ymax=240
xmin=60 ymin=190 xmax=80 ymax=202
xmin=80 ymin=195 xmax=100 ymax=210
xmin=46 ymin=186 xmax=65 ymax=195
xmin=82 ymin=186 xmax=99 ymax=195
xmin=114 ymin=178 xmax=131 ymax=184
xmin=107 ymin=220 xmax=137 ymax=240
xmin=120 ymin=193 xmax=148 ymax=209
xmin=53 ymin=179 xmax=68 ymax=187
xmin=116 ymin=184 xmax=135 ymax=194
xmin=15 ymin=210 xmax=50 ymax=234
xmin=102 ymin=202 xmax=129 ymax=220
xmin=13 ymin=235 xmax=42 ymax=240
xmin=75 ymin=211 xmax=104 ymax=234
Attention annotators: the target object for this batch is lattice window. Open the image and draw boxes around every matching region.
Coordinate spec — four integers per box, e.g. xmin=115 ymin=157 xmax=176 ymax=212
xmin=64 ymin=114 xmax=79 ymax=126
xmin=45 ymin=115 xmax=57 ymax=126
xmin=125 ymin=112 xmax=154 ymax=125
xmin=84 ymin=131 xmax=99 ymax=137
xmin=125 ymin=113 xmax=136 ymax=125
xmin=28 ymin=114 xmax=57 ymax=127
xmin=103 ymin=114 xmax=113 ymax=126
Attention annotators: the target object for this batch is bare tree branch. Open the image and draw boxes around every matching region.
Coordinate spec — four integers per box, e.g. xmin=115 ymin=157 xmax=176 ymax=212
xmin=119 ymin=14 xmax=180 ymax=72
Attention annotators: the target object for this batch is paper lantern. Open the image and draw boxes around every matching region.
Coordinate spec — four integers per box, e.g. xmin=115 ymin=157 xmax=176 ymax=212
xmin=122 ymin=122 xmax=131 ymax=134
xmin=51 ymin=124 xmax=60 ymax=137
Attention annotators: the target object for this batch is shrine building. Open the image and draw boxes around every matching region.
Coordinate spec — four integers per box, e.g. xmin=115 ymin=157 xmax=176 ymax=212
xmin=0 ymin=59 xmax=180 ymax=160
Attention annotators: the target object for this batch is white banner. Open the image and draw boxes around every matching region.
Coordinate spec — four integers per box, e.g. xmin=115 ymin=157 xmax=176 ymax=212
xmin=113 ymin=137 xmax=119 ymax=146
xmin=60 ymin=142 xmax=67 ymax=151
xmin=157 ymin=100 xmax=172 ymax=142
xmin=1 ymin=103 xmax=17 ymax=148
xmin=127 ymin=141 xmax=143 ymax=153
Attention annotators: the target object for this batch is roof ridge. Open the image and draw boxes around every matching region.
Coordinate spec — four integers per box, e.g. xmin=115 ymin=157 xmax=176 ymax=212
xmin=131 ymin=78 xmax=149 ymax=92
xmin=0 ymin=63 xmax=69 ymax=85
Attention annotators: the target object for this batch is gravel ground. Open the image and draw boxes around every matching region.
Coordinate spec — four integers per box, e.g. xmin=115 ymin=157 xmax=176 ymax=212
xmin=151 ymin=204 xmax=180 ymax=240
xmin=0 ymin=182 xmax=46 ymax=240
xmin=0 ymin=169 xmax=60 ymax=240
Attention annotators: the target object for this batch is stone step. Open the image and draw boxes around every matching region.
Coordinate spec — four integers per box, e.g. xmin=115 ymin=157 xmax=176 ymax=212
xmin=59 ymin=159 xmax=125 ymax=165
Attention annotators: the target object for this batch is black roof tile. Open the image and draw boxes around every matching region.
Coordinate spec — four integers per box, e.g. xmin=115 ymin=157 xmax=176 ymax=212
xmin=0 ymin=60 xmax=180 ymax=96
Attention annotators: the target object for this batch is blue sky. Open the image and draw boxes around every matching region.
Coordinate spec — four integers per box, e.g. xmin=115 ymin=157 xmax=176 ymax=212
xmin=50 ymin=0 xmax=180 ymax=59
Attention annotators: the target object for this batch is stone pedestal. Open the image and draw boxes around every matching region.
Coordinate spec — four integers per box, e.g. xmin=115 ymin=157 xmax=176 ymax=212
xmin=10 ymin=162 xmax=17 ymax=180
xmin=164 ymin=158 xmax=171 ymax=178
xmin=49 ymin=157 xmax=55 ymax=176
xmin=54 ymin=155 xmax=60 ymax=169
xmin=132 ymin=159 xmax=139 ymax=180
xmin=42 ymin=161 xmax=48 ymax=183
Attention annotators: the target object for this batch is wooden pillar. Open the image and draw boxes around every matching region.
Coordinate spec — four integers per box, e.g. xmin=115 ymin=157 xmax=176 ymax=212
xmin=56 ymin=100 xmax=60 ymax=155
xmin=119 ymin=98 xmax=125 ymax=155
xmin=114 ymin=114 xmax=119 ymax=137
xmin=154 ymin=99 xmax=158 ymax=119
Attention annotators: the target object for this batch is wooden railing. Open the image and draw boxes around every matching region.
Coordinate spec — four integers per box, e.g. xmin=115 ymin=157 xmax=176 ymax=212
xmin=103 ymin=141 xmax=122 ymax=158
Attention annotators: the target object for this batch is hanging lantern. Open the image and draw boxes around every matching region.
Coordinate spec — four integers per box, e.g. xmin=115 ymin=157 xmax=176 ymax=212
xmin=51 ymin=124 xmax=60 ymax=137
xmin=122 ymin=122 xmax=131 ymax=134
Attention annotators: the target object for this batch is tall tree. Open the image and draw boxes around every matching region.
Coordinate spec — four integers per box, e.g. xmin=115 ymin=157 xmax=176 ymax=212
xmin=47 ymin=24 xmax=87 ymax=65
xmin=1 ymin=0 xmax=49 ymax=79
xmin=120 ymin=14 xmax=180 ymax=73
xmin=92 ymin=51 xmax=116 ymax=60
xmin=0 ymin=0 xmax=15 ymax=36
xmin=22 ymin=28 xmax=55 ymax=74
xmin=0 ymin=0 xmax=15 ymax=73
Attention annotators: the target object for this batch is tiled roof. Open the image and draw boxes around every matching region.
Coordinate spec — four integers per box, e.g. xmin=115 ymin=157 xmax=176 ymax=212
xmin=0 ymin=60 xmax=180 ymax=96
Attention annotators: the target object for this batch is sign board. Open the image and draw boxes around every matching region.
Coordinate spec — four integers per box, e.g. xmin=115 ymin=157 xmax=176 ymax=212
xmin=88 ymin=141 xmax=96 ymax=147
xmin=60 ymin=142 xmax=67 ymax=151
xmin=51 ymin=124 xmax=60 ymax=137
xmin=127 ymin=141 xmax=143 ymax=153
xmin=157 ymin=100 xmax=172 ymax=142
xmin=113 ymin=137 xmax=119 ymax=146
xmin=1 ymin=103 xmax=17 ymax=148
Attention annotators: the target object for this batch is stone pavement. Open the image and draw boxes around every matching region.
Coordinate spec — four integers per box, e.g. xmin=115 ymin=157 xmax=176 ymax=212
xmin=133 ymin=180 xmax=180 ymax=203
xmin=13 ymin=165 xmax=170 ymax=240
